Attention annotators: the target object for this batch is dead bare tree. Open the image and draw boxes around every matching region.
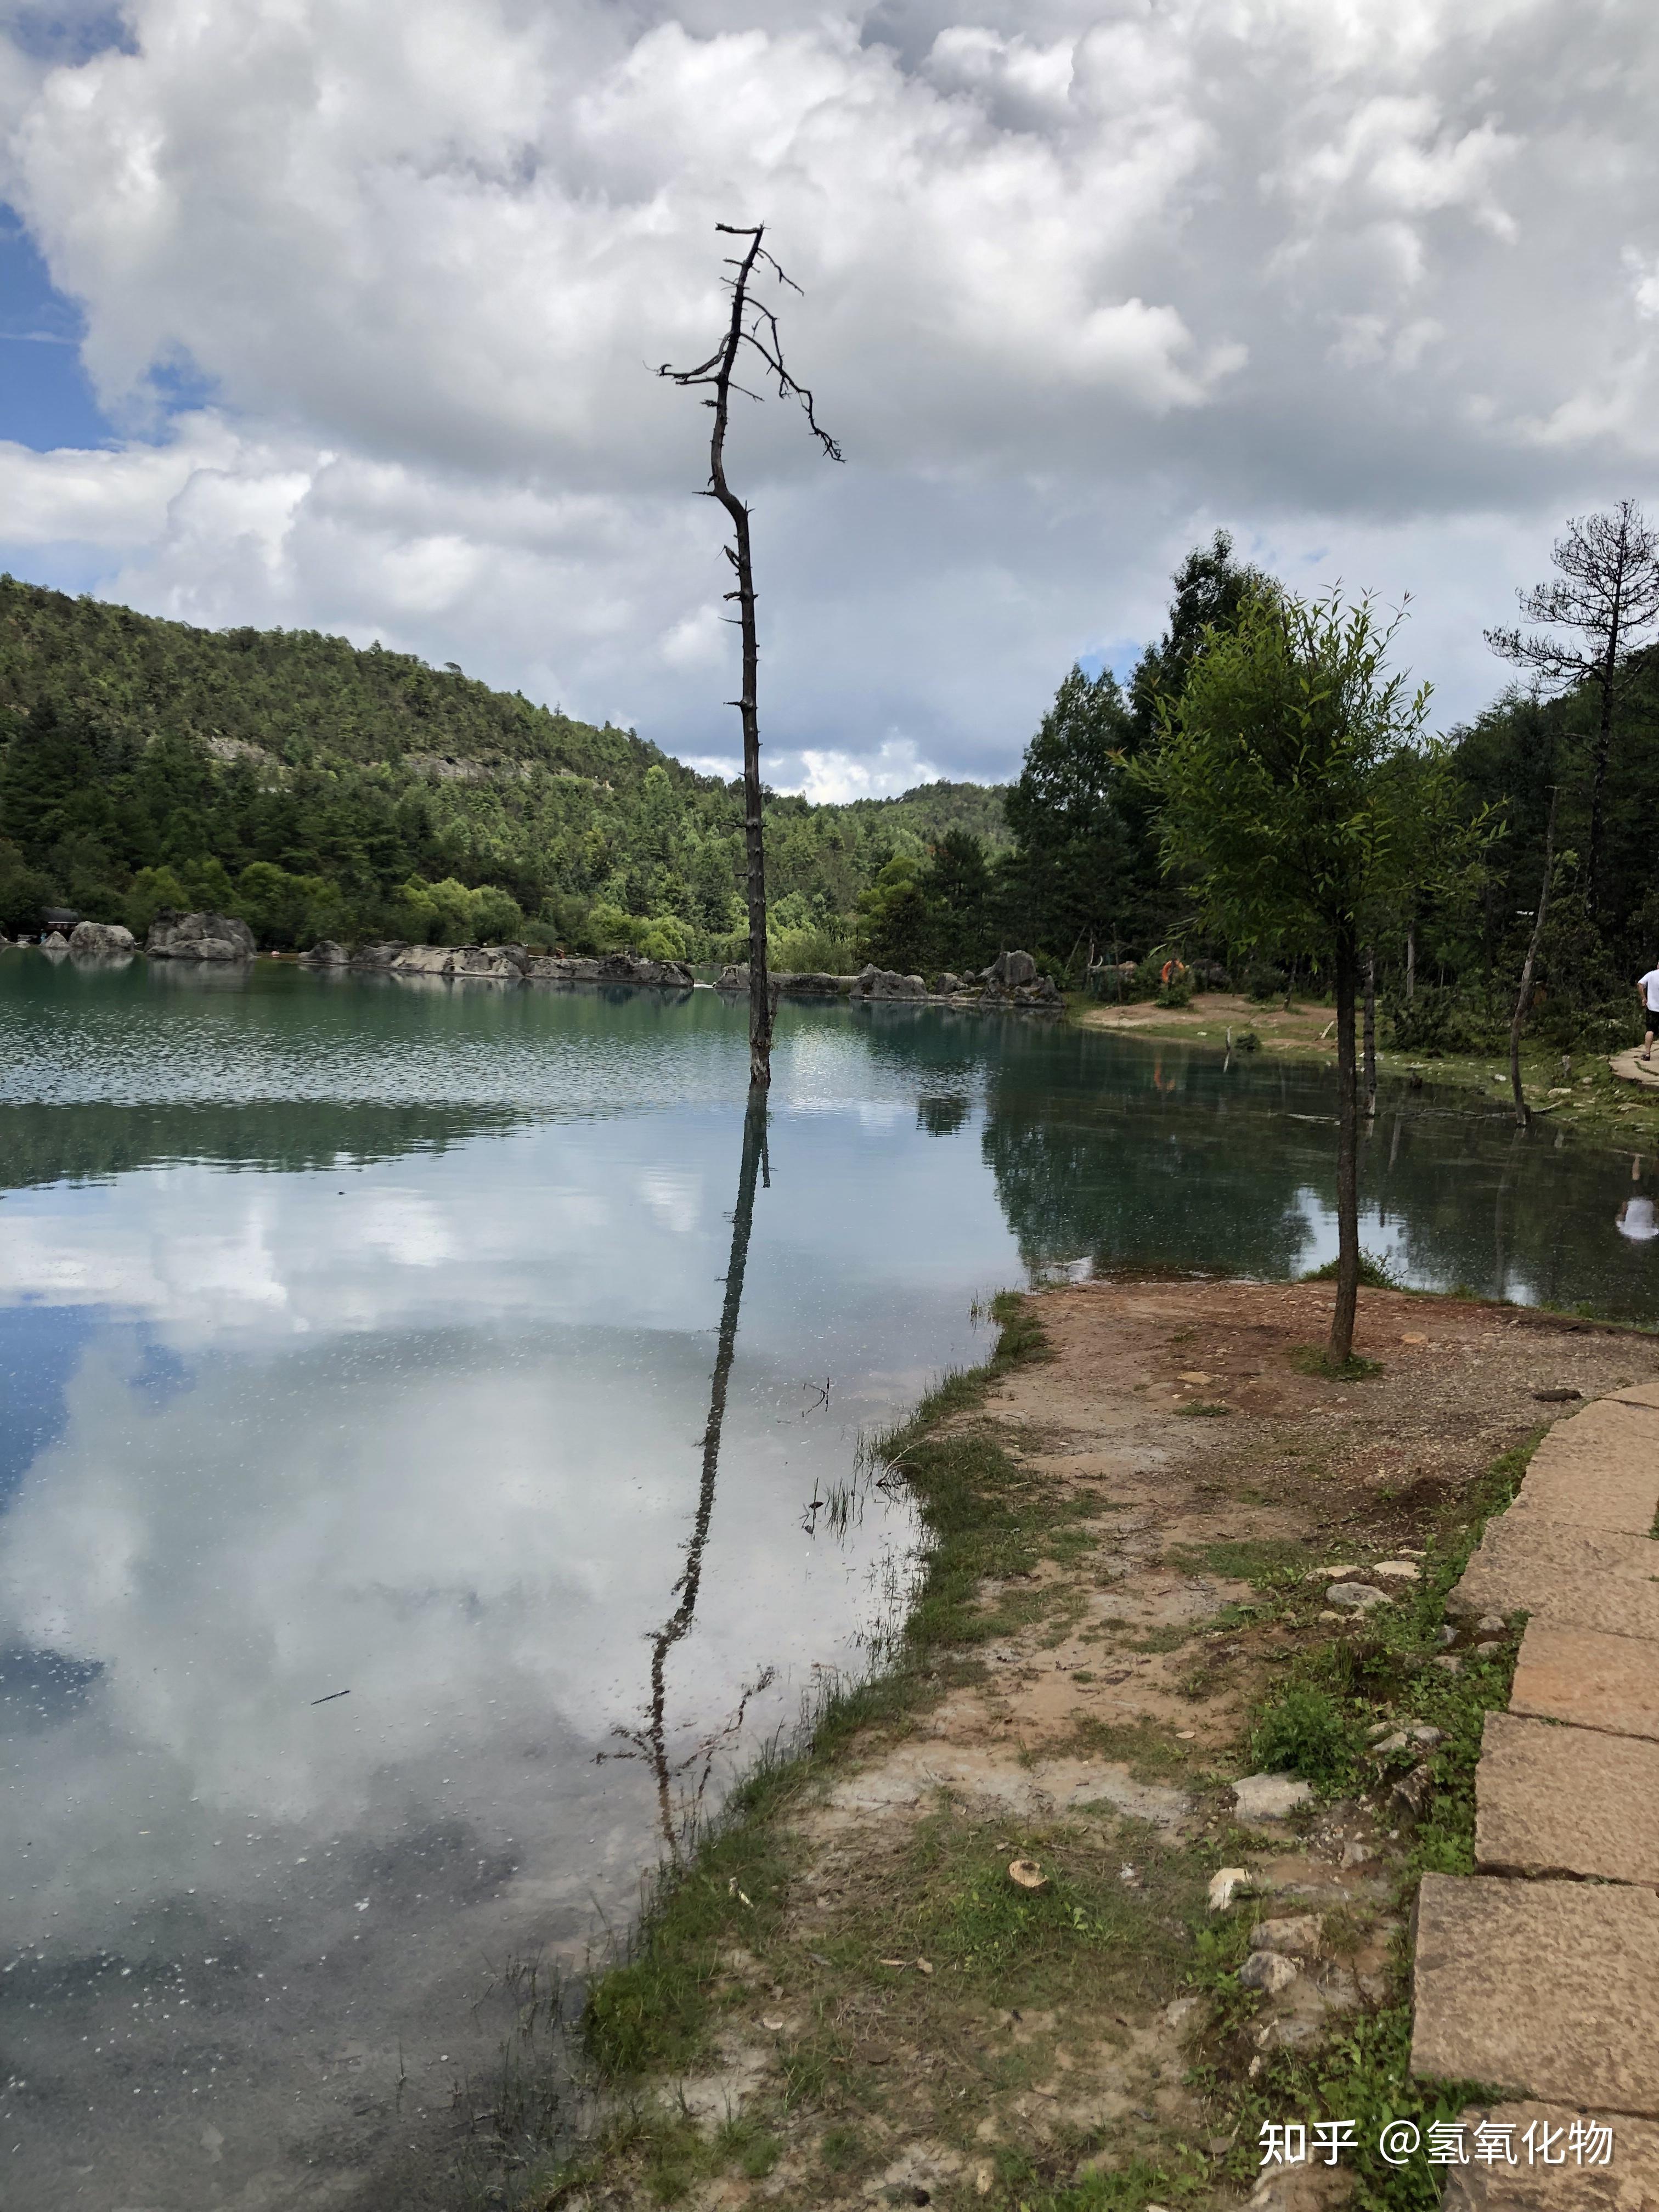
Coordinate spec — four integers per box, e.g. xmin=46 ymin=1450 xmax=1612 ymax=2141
xmin=1486 ymin=501 xmax=1659 ymax=918
xmin=1509 ymin=786 xmax=1559 ymax=1129
xmin=659 ymin=224 xmax=842 ymax=1090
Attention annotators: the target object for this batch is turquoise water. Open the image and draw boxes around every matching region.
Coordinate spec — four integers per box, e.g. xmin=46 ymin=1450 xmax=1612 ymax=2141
xmin=2 ymin=952 xmax=1656 ymax=2209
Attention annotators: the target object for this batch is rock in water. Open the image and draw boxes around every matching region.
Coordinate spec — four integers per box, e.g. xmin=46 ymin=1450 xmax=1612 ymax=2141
xmin=67 ymin=919 xmax=137 ymax=956
xmin=849 ymin=963 xmax=926 ymax=1000
xmin=299 ymin=939 xmax=351 ymax=965
xmin=145 ymin=910 xmax=257 ymax=961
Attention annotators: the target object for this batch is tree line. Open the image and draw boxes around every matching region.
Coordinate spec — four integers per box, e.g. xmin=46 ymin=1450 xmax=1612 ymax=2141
xmin=0 ymin=574 xmax=1003 ymax=966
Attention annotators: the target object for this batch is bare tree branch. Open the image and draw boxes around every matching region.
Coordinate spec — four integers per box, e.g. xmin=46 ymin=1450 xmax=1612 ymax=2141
xmin=1486 ymin=500 xmax=1659 ymax=915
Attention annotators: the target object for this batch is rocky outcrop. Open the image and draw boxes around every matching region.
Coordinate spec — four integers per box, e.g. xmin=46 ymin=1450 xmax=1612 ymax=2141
xmin=529 ymin=951 xmax=693 ymax=988
xmin=41 ymin=929 xmax=69 ymax=950
xmin=714 ymin=964 xmax=848 ymax=996
xmin=299 ymin=939 xmax=351 ymax=966
xmin=68 ymin=921 xmax=137 ymax=956
xmin=979 ymin=949 xmax=1062 ymax=1006
xmin=146 ymin=910 xmax=256 ymax=962
xmin=849 ymin=963 xmax=926 ymax=1000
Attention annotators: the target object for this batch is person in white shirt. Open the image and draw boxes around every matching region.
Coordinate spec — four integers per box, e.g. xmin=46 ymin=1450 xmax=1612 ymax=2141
xmin=1638 ymin=966 xmax=1659 ymax=1062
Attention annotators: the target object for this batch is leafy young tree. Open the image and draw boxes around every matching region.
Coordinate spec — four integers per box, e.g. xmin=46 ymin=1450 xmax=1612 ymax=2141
xmin=1143 ymin=588 xmax=1458 ymax=1364
xmin=1486 ymin=501 xmax=1659 ymax=919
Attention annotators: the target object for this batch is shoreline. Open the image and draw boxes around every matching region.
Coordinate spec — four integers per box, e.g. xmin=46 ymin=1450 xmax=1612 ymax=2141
xmin=516 ymin=1278 xmax=1659 ymax=2212
xmin=1070 ymin=989 xmax=1659 ymax=1147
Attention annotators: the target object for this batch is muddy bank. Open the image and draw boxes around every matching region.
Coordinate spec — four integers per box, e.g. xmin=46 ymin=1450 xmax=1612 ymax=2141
xmin=541 ymin=1279 xmax=1659 ymax=2210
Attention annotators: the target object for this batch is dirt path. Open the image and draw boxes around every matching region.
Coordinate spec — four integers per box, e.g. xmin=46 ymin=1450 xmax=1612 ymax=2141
xmin=563 ymin=1282 xmax=1659 ymax=2211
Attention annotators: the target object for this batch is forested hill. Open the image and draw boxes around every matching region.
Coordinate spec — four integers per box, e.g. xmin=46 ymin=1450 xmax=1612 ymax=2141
xmin=0 ymin=573 xmax=1005 ymax=964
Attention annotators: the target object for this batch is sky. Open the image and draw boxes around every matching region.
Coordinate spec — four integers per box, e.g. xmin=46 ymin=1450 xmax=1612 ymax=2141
xmin=0 ymin=0 xmax=1655 ymax=800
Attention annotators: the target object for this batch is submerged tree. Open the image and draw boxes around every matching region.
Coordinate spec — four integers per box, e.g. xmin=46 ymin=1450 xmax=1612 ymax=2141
xmin=659 ymin=224 xmax=842 ymax=1088
xmin=1143 ymin=588 xmax=1465 ymax=1365
xmin=1486 ymin=501 xmax=1659 ymax=920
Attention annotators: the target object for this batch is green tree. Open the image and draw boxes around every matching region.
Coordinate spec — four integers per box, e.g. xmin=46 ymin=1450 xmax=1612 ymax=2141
xmin=1142 ymin=588 xmax=1460 ymax=1363
xmin=1002 ymin=665 xmax=1139 ymax=963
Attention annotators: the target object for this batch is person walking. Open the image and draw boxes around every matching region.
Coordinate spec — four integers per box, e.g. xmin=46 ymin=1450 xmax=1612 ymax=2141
xmin=1639 ymin=963 xmax=1659 ymax=1062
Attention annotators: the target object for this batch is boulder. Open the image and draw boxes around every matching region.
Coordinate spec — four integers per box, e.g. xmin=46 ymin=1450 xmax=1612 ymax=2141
xmin=347 ymin=941 xmax=410 ymax=969
xmin=299 ymin=939 xmax=351 ymax=966
xmin=932 ymin=971 xmax=963 ymax=995
xmin=850 ymin=962 xmax=926 ymax=1000
xmin=41 ymin=929 xmax=69 ymax=949
xmin=981 ymin=948 xmax=1038 ymax=992
xmin=526 ymin=952 xmax=692 ymax=988
xmin=1232 ymin=1773 xmax=1313 ymax=1820
xmin=145 ymin=910 xmax=256 ymax=962
xmin=774 ymin=970 xmax=847 ymax=996
xmin=1325 ymin=1582 xmax=1391 ymax=1613
xmin=67 ymin=920 xmax=136 ymax=956
xmin=1239 ymin=1950 xmax=1300 ymax=1995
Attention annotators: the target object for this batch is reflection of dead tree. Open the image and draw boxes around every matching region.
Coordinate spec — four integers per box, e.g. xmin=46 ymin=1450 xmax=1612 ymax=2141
xmin=600 ymin=1091 xmax=770 ymax=1853
xmin=659 ymin=224 xmax=841 ymax=1091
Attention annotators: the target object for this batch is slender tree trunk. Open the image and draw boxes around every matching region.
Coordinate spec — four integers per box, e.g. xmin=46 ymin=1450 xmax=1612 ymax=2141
xmin=1510 ymin=786 xmax=1558 ymax=1128
xmin=691 ymin=232 xmax=775 ymax=1090
xmin=1405 ymin=917 xmax=1415 ymax=1002
xmin=731 ymin=492 xmax=774 ymax=1091
xmin=1586 ymin=588 xmax=1622 ymax=919
xmin=1330 ymin=926 xmax=1361 ymax=1366
xmin=1362 ymin=946 xmax=1377 ymax=1119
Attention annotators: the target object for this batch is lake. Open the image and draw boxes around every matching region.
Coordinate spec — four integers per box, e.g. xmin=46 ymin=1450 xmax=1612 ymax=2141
xmin=2 ymin=952 xmax=1655 ymax=2210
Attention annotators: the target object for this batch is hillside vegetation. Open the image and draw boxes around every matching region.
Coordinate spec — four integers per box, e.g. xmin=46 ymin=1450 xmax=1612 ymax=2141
xmin=0 ymin=574 xmax=1005 ymax=967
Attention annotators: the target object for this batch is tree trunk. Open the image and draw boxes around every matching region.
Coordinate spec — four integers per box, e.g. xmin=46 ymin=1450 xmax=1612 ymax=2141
xmin=1362 ymin=946 xmax=1377 ymax=1119
xmin=684 ymin=226 xmax=775 ymax=1089
xmin=1405 ymin=917 xmax=1415 ymax=1002
xmin=732 ymin=495 xmax=774 ymax=1090
xmin=1510 ymin=786 xmax=1558 ymax=1128
xmin=1330 ymin=927 xmax=1360 ymax=1366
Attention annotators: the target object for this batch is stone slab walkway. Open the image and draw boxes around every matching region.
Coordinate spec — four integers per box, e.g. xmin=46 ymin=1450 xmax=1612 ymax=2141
xmin=1412 ymin=1381 xmax=1659 ymax=2186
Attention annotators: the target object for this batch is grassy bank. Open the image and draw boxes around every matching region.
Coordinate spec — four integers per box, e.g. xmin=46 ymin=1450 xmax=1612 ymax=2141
xmin=1069 ymin=990 xmax=1659 ymax=1143
xmin=502 ymin=1284 xmax=1646 ymax=2212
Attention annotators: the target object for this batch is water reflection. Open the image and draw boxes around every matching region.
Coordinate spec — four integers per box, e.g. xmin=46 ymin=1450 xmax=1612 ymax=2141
xmin=617 ymin=1092 xmax=772 ymax=1854
xmin=6 ymin=963 xmax=1659 ymax=2206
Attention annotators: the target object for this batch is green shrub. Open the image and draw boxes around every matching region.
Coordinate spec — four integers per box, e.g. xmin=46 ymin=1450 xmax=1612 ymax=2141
xmin=1302 ymin=1249 xmax=1401 ymax=1290
xmin=1248 ymin=1686 xmax=1363 ymax=1793
xmin=1234 ymin=1027 xmax=1261 ymax=1051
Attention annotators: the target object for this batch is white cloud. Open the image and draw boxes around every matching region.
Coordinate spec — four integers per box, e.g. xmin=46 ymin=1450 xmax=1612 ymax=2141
xmin=0 ymin=0 xmax=1655 ymax=775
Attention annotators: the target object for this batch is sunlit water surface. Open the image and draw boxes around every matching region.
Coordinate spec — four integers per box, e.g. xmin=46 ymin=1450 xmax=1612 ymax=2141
xmin=2 ymin=953 xmax=1656 ymax=2210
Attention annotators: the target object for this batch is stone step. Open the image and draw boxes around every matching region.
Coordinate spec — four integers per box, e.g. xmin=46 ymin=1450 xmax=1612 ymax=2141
xmin=1476 ymin=1711 xmax=1659 ymax=1886
xmin=1411 ymin=1873 xmax=1659 ymax=2115
xmin=1452 ymin=1514 xmax=1659 ymax=1623
xmin=1441 ymin=2101 xmax=1659 ymax=2208
xmin=1512 ymin=1622 xmax=1659 ymax=1743
xmin=1512 ymin=1420 xmax=1659 ymax=1536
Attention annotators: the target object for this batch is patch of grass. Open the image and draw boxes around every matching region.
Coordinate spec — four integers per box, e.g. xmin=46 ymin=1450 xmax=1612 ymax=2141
xmin=1291 ymin=1345 xmax=1385 ymax=1381
xmin=1167 ymin=1537 xmax=1308 ymax=1590
xmin=1059 ymin=1716 xmax=1194 ymax=1781
xmin=1301 ymin=1249 xmax=1402 ymax=1290
xmin=1197 ymin=1434 xmax=1541 ymax=2207
xmin=1177 ymin=1398 xmax=1232 ymax=1417
xmin=1246 ymin=1684 xmax=1366 ymax=1796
